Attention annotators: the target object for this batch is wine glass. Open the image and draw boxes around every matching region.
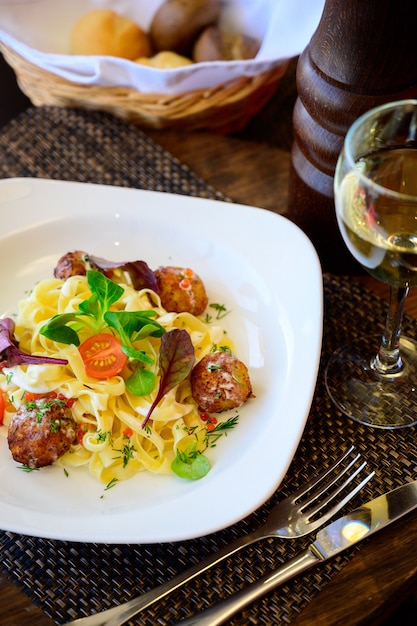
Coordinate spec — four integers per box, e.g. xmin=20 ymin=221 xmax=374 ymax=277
xmin=325 ymin=99 xmax=417 ymax=428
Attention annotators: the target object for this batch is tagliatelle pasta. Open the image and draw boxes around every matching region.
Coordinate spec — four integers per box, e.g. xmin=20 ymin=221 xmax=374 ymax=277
xmin=0 ymin=274 xmax=234 ymax=483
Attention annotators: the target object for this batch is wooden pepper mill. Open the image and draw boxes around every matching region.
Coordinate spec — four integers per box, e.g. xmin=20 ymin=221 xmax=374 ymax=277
xmin=287 ymin=0 xmax=417 ymax=273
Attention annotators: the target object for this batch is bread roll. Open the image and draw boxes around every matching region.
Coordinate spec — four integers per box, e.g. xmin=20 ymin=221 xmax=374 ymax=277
xmin=136 ymin=51 xmax=193 ymax=68
xmin=71 ymin=9 xmax=151 ymax=60
xmin=193 ymin=26 xmax=260 ymax=62
xmin=150 ymin=0 xmax=221 ymax=56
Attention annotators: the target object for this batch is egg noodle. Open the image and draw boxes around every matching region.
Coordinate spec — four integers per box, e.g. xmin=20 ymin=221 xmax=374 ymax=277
xmin=0 ymin=274 xmax=233 ymax=483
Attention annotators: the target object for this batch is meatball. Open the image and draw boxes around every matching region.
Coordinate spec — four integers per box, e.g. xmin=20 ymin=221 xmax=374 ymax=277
xmin=191 ymin=350 xmax=253 ymax=413
xmin=54 ymin=250 xmax=100 ymax=280
xmin=154 ymin=266 xmax=208 ymax=316
xmin=7 ymin=398 xmax=76 ymax=468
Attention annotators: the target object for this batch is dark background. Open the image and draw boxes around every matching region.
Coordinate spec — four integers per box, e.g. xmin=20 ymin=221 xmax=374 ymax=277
xmin=0 ymin=53 xmax=30 ymax=127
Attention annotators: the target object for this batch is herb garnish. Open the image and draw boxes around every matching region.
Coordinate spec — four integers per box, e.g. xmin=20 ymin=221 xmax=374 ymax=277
xmin=113 ymin=441 xmax=137 ymax=468
xmin=18 ymin=465 xmax=39 ymax=473
xmin=171 ymin=414 xmax=239 ymax=480
xmin=40 ymin=270 xmax=164 ymax=348
xmin=39 ymin=270 xmax=166 ymax=396
xmin=24 ymin=397 xmax=68 ymax=428
xmin=209 ymin=303 xmax=230 ymax=320
xmin=205 ymin=415 xmax=239 ymax=447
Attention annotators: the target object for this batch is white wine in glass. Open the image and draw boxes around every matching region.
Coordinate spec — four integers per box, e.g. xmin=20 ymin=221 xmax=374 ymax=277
xmin=325 ymin=100 xmax=417 ymax=428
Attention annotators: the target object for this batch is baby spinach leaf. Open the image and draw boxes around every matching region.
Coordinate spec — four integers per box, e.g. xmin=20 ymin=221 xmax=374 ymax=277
xmin=77 ymin=293 xmax=100 ymax=320
xmin=104 ymin=310 xmax=164 ymax=344
xmin=122 ymin=345 xmax=154 ymax=364
xmin=89 ymin=270 xmax=124 ymax=308
xmin=104 ymin=310 xmax=165 ymax=367
xmin=84 ymin=270 xmax=124 ymax=328
xmin=125 ymin=367 xmax=156 ymax=397
xmin=40 ymin=312 xmax=85 ymax=346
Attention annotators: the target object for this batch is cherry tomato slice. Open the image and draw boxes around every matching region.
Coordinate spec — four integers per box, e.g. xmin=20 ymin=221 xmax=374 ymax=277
xmin=77 ymin=422 xmax=96 ymax=445
xmin=23 ymin=392 xmax=45 ymax=402
xmin=79 ymin=333 xmax=127 ymax=380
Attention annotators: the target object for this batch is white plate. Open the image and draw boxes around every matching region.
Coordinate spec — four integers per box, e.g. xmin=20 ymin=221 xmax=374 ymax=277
xmin=0 ymin=178 xmax=322 ymax=544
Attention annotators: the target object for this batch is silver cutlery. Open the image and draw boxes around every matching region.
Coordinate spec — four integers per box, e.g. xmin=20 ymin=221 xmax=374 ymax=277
xmin=177 ymin=478 xmax=417 ymax=625
xmin=64 ymin=445 xmax=373 ymax=626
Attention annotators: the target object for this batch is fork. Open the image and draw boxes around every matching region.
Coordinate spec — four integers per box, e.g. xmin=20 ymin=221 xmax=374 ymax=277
xmin=64 ymin=445 xmax=374 ymax=626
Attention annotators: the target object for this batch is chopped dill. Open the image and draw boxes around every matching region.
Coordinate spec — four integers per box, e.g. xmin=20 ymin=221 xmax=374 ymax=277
xmin=208 ymin=364 xmax=223 ymax=372
xmin=95 ymin=430 xmax=108 ymax=443
xmin=19 ymin=464 xmax=39 ymax=473
xmin=205 ymin=415 xmax=239 ymax=448
xmin=104 ymin=477 xmax=118 ymax=491
xmin=113 ymin=442 xmax=136 ymax=468
xmin=209 ymin=303 xmax=230 ymax=320
xmin=211 ymin=344 xmax=231 ymax=353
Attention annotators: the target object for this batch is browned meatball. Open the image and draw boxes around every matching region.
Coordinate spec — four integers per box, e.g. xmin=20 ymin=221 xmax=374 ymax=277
xmin=54 ymin=250 xmax=100 ymax=280
xmin=191 ymin=350 xmax=253 ymax=413
xmin=155 ymin=266 xmax=208 ymax=315
xmin=7 ymin=398 xmax=76 ymax=468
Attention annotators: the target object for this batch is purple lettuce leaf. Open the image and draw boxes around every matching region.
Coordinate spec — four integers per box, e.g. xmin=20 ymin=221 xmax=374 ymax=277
xmin=89 ymin=256 xmax=160 ymax=293
xmin=142 ymin=329 xmax=195 ymax=428
xmin=0 ymin=318 xmax=68 ymax=367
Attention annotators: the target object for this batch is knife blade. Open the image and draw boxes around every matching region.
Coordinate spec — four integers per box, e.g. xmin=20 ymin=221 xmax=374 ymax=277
xmin=176 ymin=480 xmax=417 ymax=626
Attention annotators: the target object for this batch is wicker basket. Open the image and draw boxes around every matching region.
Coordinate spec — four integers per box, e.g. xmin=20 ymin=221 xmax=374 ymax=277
xmin=1 ymin=42 xmax=289 ymax=133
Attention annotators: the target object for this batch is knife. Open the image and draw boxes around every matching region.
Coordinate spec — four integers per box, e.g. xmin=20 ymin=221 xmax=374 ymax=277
xmin=176 ymin=480 xmax=417 ymax=626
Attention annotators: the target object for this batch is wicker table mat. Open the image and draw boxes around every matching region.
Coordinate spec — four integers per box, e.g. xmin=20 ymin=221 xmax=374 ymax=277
xmin=1 ymin=106 xmax=417 ymax=625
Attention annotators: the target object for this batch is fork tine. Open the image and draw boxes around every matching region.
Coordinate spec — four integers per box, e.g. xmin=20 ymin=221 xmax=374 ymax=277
xmin=302 ymin=461 xmax=375 ymax=522
xmin=298 ymin=452 xmax=363 ymax=509
xmin=313 ymin=468 xmax=375 ymax=522
xmin=290 ymin=445 xmax=356 ymax=502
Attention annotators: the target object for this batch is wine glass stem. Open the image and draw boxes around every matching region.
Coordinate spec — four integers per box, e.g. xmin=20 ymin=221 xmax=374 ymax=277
xmin=372 ymin=286 xmax=409 ymax=375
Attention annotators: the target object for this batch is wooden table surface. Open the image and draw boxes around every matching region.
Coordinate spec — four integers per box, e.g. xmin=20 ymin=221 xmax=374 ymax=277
xmin=2 ymin=58 xmax=417 ymax=626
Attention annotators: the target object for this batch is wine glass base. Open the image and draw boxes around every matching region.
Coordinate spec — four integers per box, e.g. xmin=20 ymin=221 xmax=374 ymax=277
xmin=325 ymin=336 xmax=417 ymax=429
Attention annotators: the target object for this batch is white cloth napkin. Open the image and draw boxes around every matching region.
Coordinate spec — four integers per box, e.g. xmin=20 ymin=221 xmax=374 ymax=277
xmin=0 ymin=0 xmax=325 ymax=95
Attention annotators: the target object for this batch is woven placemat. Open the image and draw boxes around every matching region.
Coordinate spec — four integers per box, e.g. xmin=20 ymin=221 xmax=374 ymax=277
xmin=1 ymin=107 xmax=417 ymax=625
xmin=0 ymin=105 xmax=228 ymax=202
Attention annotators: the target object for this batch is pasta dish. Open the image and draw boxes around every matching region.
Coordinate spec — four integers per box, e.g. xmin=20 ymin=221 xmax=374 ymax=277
xmin=0 ymin=254 xmax=253 ymax=486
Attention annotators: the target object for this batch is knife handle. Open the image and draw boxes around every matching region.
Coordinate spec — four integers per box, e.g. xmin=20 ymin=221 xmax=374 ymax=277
xmin=176 ymin=548 xmax=321 ymax=626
